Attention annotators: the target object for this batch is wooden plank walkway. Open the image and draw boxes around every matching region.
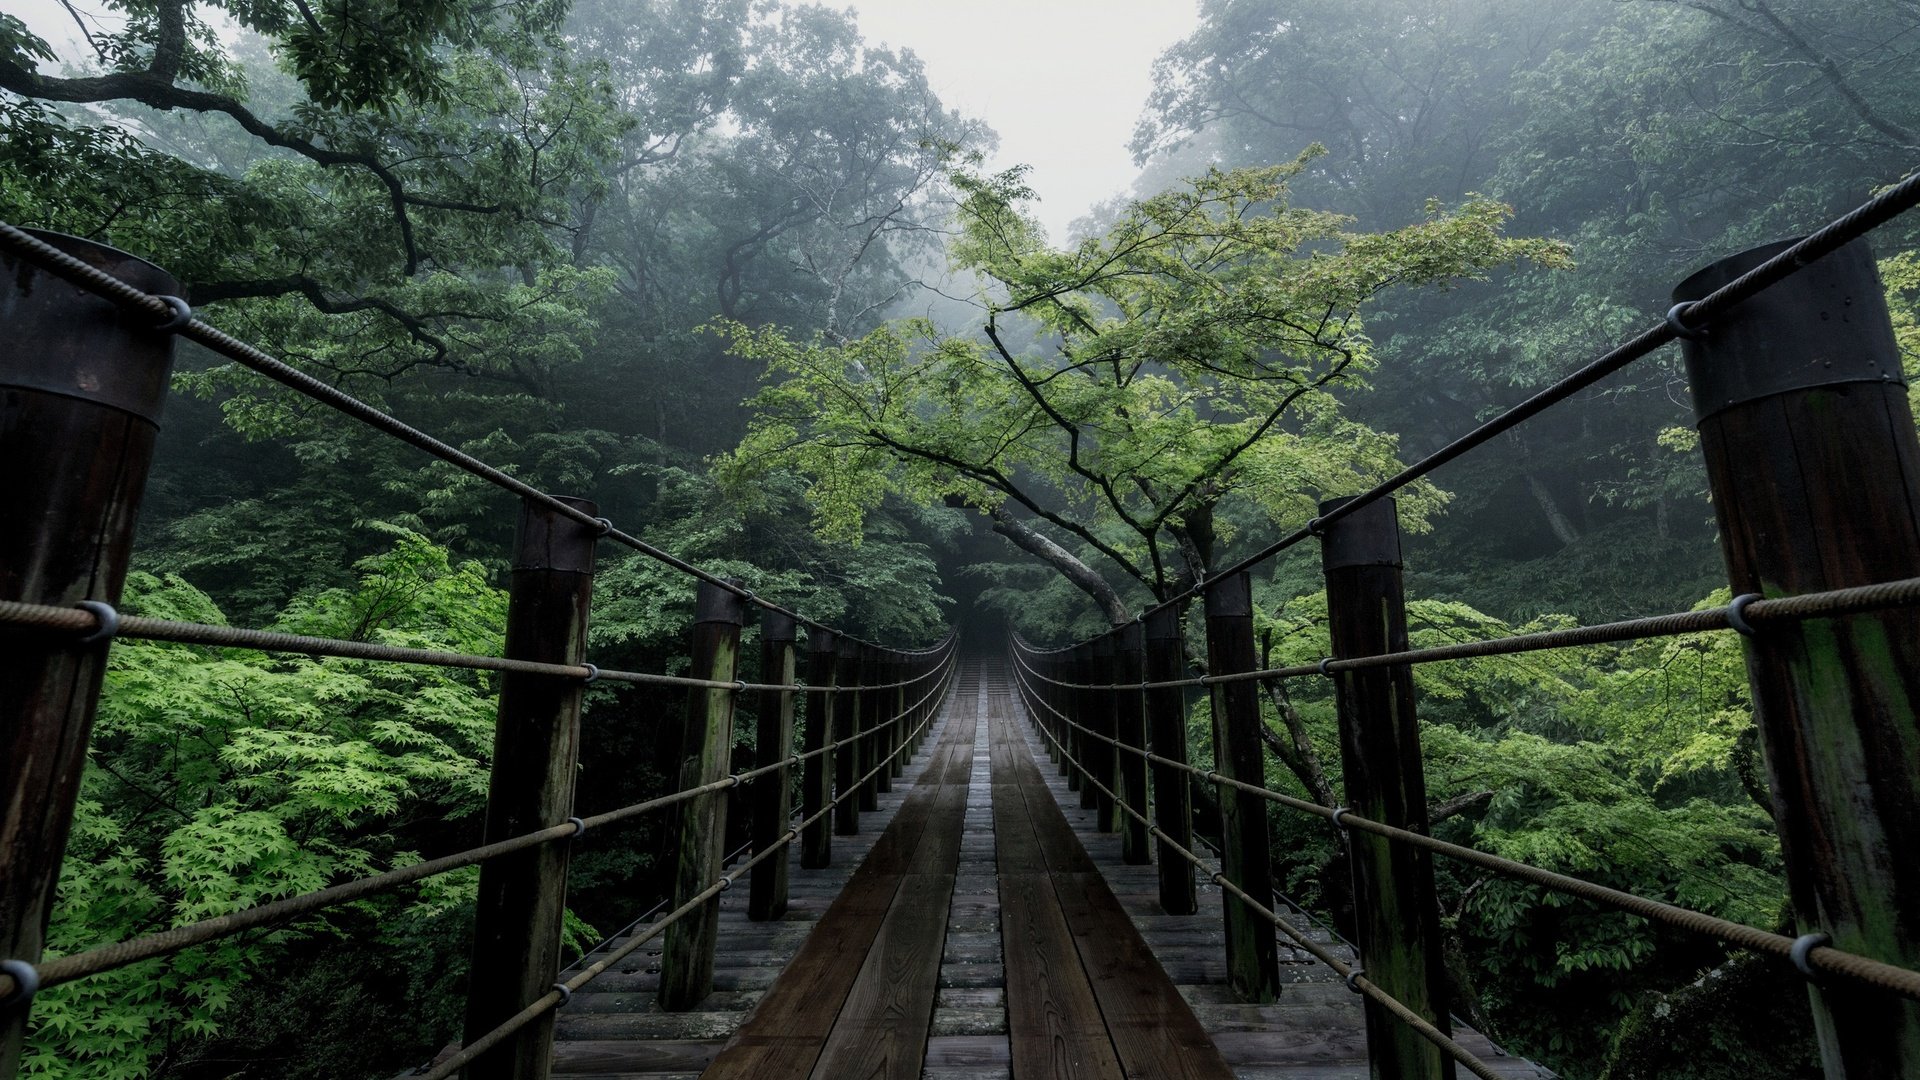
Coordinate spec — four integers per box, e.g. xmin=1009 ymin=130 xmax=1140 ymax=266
xmin=548 ymin=657 xmax=1551 ymax=1079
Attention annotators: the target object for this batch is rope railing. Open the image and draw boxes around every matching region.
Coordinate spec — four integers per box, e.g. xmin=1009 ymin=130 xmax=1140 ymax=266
xmin=414 ymin=661 xmax=957 ymax=1080
xmin=0 ymin=647 xmax=959 ymax=1003
xmin=1005 ymin=647 xmax=1920 ymax=1004
xmin=1013 ymin=577 xmax=1920 ymax=692
xmin=1133 ymin=165 xmax=1920 ymax=621
xmin=0 ymin=221 xmax=935 ymax=654
xmin=1005 ymin=659 xmax=1507 ymax=1080
xmin=0 ymin=599 xmax=954 ymax=694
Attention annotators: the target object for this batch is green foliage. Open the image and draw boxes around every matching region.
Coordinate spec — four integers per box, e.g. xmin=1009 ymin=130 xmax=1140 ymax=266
xmin=25 ymin=534 xmax=507 ymax=1078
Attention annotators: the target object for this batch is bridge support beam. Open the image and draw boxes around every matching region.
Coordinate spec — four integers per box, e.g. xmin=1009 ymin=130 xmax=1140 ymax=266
xmin=1115 ymin=623 xmax=1152 ymax=864
xmin=1677 ymin=238 xmax=1920 ymax=1079
xmin=750 ymin=611 xmax=797 ymax=921
xmin=0 ymin=233 xmax=178 ymax=1078
xmin=463 ymin=495 xmax=598 ymax=1079
xmin=1319 ymin=496 xmax=1453 ymax=1080
xmin=1204 ymin=572 xmax=1282 ymax=1003
xmin=658 ymin=581 xmax=746 ymax=1010
xmin=801 ymin=627 xmax=838 ymax=867
xmin=1145 ymin=607 xmax=1198 ymax=915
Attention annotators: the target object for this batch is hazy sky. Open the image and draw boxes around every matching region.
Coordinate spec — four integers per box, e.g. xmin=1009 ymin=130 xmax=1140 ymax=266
xmin=817 ymin=1 xmax=1199 ymax=239
xmin=11 ymin=0 xmax=1198 ymax=238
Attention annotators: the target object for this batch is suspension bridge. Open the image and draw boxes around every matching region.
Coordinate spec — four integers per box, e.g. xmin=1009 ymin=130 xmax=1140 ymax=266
xmin=3 ymin=166 xmax=1920 ymax=1080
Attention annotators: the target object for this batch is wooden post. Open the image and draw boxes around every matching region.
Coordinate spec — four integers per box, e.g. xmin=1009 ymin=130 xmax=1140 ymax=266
xmin=749 ymin=611 xmax=797 ymax=921
xmin=834 ymin=638 xmax=863 ymax=835
xmin=1145 ymin=606 xmax=1198 ymax=915
xmin=801 ymin=627 xmax=837 ymax=868
xmin=1072 ymin=644 xmax=1092 ymax=800
xmin=463 ymin=496 xmax=598 ymax=1079
xmin=1676 ymin=237 xmax=1920 ymax=1078
xmin=858 ymin=644 xmax=882 ymax=808
xmin=1114 ymin=622 xmax=1152 ymax=865
xmin=872 ymin=648 xmax=893 ymax=795
xmin=1090 ymin=633 xmax=1117 ymax=830
xmin=1320 ymin=496 xmax=1453 ymax=1080
xmin=1204 ymin=572 xmax=1282 ymax=1003
xmin=658 ymin=581 xmax=746 ymax=1011
xmin=0 ymin=233 xmax=178 ymax=1076
xmin=891 ymin=652 xmax=908 ymax=777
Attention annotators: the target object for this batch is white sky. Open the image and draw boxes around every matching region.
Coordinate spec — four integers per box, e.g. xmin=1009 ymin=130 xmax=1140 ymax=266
xmin=817 ymin=1 xmax=1199 ymax=239
xmin=8 ymin=0 xmax=1198 ymax=238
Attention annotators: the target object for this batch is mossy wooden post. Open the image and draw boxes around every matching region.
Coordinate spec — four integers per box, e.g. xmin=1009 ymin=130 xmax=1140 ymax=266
xmin=750 ymin=610 xmax=797 ymax=921
xmin=801 ymin=626 xmax=837 ymax=867
xmin=1204 ymin=572 xmax=1282 ymax=1003
xmin=1320 ymin=496 xmax=1453 ymax=1080
xmin=0 ymin=233 xmax=178 ymax=1077
xmin=834 ymin=638 xmax=863 ymax=835
xmin=658 ymin=581 xmax=746 ymax=1011
xmin=1115 ymin=621 xmax=1152 ymax=865
xmin=1676 ymin=238 xmax=1920 ymax=1079
xmin=1145 ymin=606 xmax=1198 ymax=915
xmin=463 ymin=496 xmax=598 ymax=1079
xmin=1089 ymin=633 xmax=1117 ymax=829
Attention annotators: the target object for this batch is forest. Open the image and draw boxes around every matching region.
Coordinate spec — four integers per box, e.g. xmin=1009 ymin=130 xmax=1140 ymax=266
xmin=2 ymin=0 xmax=1918 ymax=1076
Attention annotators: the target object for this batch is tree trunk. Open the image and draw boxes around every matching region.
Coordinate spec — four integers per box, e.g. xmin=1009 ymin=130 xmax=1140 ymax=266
xmin=985 ymin=505 xmax=1132 ymax=625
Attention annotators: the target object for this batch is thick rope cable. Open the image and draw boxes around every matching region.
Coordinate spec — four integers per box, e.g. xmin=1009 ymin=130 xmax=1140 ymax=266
xmin=0 ymin=221 xmax=957 ymax=655
xmin=1006 ymin=660 xmax=1505 ymax=1080
xmin=0 ymin=600 xmax=955 ymax=693
xmin=414 ymin=664 xmax=957 ymax=1079
xmin=1012 ymin=576 xmax=1920 ymax=691
xmin=1005 ymin=647 xmax=1920 ymax=1003
xmin=0 ymin=650 xmax=958 ymax=1000
xmin=1134 ymin=166 xmax=1920 ymax=623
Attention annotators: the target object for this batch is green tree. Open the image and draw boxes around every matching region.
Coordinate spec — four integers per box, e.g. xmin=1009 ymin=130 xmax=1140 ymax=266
xmin=720 ymin=154 xmax=1567 ymax=623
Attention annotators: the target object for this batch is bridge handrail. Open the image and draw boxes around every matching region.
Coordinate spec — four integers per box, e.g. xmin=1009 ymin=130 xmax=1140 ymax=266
xmin=1005 ymin=646 xmax=1920 ymax=1005
xmin=0 ymin=643 xmax=957 ymax=1004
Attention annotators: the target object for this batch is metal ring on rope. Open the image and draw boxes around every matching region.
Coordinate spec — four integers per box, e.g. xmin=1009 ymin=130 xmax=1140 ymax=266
xmin=1726 ymin=593 xmax=1763 ymax=637
xmin=1306 ymin=517 xmax=1327 ymax=537
xmin=1331 ymin=806 xmax=1353 ymax=830
xmin=579 ymin=663 xmax=600 ymax=684
xmin=550 ymin=982 xmax=574 ymax=1008
xmin=716 ymin=876 xmax=733 ymax=892
xmin=1344 ymin=967 xmax=1366 ymax=993
xmin=154 ymin=294 xmax=193 ymax=332
xmin=0 ymin=960 xmax=39 ymax=1010
xmin=1791 ymin=932 xmax=1832 ymax=978
xmin=1665 ymin=302 xmax=1707 ymax=341
xmin=1318 ymin=657 xmax=1335 ymax=677
xmin=75 ymin=600 xmax=120 ymax=645
xmin=592 ymin=517 xmax=614 ymax=537
xmin=567 ymin=816 xmax=587 ymax=839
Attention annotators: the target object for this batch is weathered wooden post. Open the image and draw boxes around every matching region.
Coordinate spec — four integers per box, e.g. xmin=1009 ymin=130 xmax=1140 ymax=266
xmin=1145 ymin=606 xmax=1198 ymax=915
xmin=1204 ymin=572 xmax=1282 ymax=1003
xmin=463 ymin=496 xmax=598 ymax=1079
xmin=872 ymin=648 xmax=894 ymax=796
xmin=858 ymin=644 xmax=882 ymax=808
xmin=0 ymin=233 xmax=179 ymax=1076
xmin=658 ymin=581 xmax=746 ymax=1010
xmin=1114 ymin=621 xmax=1152 ymax=865
xmin=891 ymin=652 xmax=908 ymax=776
xmin=834 ymin=638 xmax=863 ymax=835
xmin=1676 ymin=238 xmax=1920 ymax=1078
xmin=1319 ymin=496 xmax=1452 ymax=1080
xmin=802 ymin=626 xmax=837 ymax=867
xmin=1090 ymin=633 xmax=1118 ymax=830
xmin=1071 ymin=644 xmax=1091 ymax=799
xmin=749 ymin=611 xmax=797 ymax=921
